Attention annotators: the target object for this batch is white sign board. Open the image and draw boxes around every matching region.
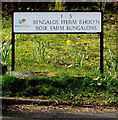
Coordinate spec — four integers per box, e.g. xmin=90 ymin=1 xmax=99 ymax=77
xmin=13 ymin=12 xmax=102 ymax=33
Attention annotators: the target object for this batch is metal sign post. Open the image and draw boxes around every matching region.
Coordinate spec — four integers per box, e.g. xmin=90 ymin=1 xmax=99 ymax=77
xmin=100 ymin=30 xmax=104 ymax=73
xmin=12 ymin=29 xmax=15 ymax=71
xmin=12 ymin=11 xmax=103 ymax=73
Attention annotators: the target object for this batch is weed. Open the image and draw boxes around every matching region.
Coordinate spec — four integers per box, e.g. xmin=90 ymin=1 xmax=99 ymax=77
xmin=0 ymin=41 xmax=11 ymax=62
xmin=37 ymin=40 xmax=46 ymax=63
xmin=104 ymin=49 xmax=117 ymax=76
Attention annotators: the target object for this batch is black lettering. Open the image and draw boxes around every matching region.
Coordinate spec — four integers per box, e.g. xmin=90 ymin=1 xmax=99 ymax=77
xmin=50 ymin=26 xmax=64 ymax=30
xmin=36 ymin=26 xmax=47 ymax=30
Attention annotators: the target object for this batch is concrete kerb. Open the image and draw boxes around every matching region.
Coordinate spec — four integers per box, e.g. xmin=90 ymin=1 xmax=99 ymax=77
xmin=1 ymin=97 xmax=95 ymax=108
xmin=1 ymin=97 xmax=72 ymax=106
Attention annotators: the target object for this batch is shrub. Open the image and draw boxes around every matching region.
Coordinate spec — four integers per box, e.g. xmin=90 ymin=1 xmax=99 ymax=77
xmin=2 ymin=74 xmax=118 ymax=99
xmin=2 ymin=75 xmax=26 ymax=96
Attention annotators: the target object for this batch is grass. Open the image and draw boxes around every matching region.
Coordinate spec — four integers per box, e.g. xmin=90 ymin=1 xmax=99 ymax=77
xmin=14 ymin=34 xmax=100 ymax=74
